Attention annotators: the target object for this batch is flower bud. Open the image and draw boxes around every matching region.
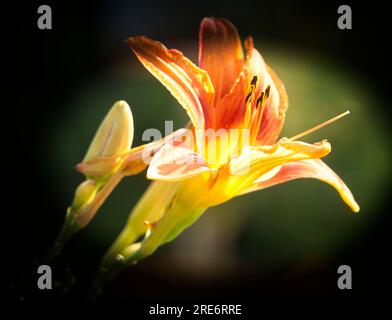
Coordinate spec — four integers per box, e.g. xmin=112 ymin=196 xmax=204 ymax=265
xmin=84 ymin=101 xmax=134 ymax=162
xmin=72 ymin=179 xmax=98 ymax=210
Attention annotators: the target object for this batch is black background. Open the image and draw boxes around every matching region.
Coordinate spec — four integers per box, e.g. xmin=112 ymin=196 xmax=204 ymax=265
xmin=5 ymin=0 xmax=391 ymax=307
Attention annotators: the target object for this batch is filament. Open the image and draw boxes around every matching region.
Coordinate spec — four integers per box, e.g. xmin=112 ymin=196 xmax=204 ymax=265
xmin=290 ymin=111 xmax=350 ymax=141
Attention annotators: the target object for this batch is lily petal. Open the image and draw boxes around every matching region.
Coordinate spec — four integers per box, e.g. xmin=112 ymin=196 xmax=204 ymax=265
xmin=213 ymin=46 xmax=265 ymax=130
xmin=147 ymin=143 xmax=210 ymax=181
xmin=127 ymin=36 xmax=214 ymax=147
xmin=77 ymin=129 xmax=189 ymax=177
xmin=199 ymin=18 xmax=244 ymax=103
xmin=241 ymin=159 xmax=360 ymax=212
xmin=255 ymin=65 xmax=288 ymax=145
xmin=243 ymin=48 xmax=279 ymax=144
xmin=229 ymin=138 xmax=331 ymax=183
xmin=214 ymin=47 xmax=284 ymax=138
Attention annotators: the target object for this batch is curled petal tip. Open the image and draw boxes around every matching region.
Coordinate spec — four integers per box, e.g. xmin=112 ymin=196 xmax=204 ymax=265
xmin=244 ymin=36 xmax=254 ymax=51
xmin=339 ymin=192 xmax=360 ymax=213
xmin=75 ymin=162 xmax=84 ymax=173
xmin=200 ymin=17 xmax=213 ymax=25
xmin=126 ymin=36 xmax=152 ymax=49
xmin=345 ymin=195 xmax=360 ymax=213
xmin=242 ymin=159 xmax=360 ymax=213
xmin=199 ymin=16 xmax=244 ymax=101
xmin=126 ymin=36 xmax=139 ymax=45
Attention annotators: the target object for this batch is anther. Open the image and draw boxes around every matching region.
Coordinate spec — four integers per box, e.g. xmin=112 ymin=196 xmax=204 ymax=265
xmin=245 ymin=76 xmax=258 ymax=103
xmin=265 ymin=85 xmax=270 ymax=99
xmin=251 ymin=76 xmax=258 ymax=86
xmin=245 ymin=91 xmax=253 ymax=104
xmin=256 ymin=92 xmax=264 ymax=109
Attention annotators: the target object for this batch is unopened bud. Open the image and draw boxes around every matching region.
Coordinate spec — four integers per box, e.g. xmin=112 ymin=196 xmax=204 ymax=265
xmin=84 ymin=101 xmax=134 ymax=161
xmin=72 ymin=179 xmax=98 ymax=210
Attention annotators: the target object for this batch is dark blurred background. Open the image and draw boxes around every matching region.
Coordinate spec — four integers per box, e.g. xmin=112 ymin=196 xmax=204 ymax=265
xmin=6 ymin=0 xmax=391 ymax=305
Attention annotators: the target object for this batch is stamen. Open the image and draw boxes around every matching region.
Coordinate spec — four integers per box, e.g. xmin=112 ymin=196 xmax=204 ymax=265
xmin=245 ymin=77 xmax=257 ymax=104
xmin=265 ymin=85 xmax=270 ymax=99
xmin=143 ymin=220 xmax=154 ymax=239
xmin=250 ymin=75 xmax=258 ymax=86
xmin=289 ymin=111 xmax=350 ymax=141
xmin=245 ymin=91 xmax=253 ymax=104
xmin=256 ymin=91 xmax=264 ymax=109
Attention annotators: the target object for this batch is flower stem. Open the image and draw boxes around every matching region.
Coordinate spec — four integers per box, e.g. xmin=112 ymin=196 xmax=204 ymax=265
xmin=43 ymin=172 xmax=124 ymax=264
xmin=42 ymin=213 xmax=81 ymax=264
xmin=77 ymin=171 xmax=124 ymax=227
xmin=87 ymin=266 xmax=118 ymax=300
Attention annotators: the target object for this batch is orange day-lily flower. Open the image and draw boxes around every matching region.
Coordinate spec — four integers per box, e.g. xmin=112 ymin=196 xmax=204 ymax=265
xmin=94 ymin=17 xmax=359 ymax=288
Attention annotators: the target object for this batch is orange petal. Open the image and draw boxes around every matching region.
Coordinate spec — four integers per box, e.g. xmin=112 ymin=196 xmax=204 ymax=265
xmin=127 ymin=36 xmax=214 ymax=147
xmin=199 ymin=18 xmax=244 ymax=104
xmin=214 ymin=48 xmax=284 ymax=138
xmin=147 ymin=143 xmax=210 ymax=181
xmin=241 ymin=159 xmax=360 ymax=212
xmin=213 ymin=69 xmax=246 ymax=130
xmin=213 ymin=46 xmax=265 ymax=130
xmin=255 ymin=65 xmax=288 ymax=145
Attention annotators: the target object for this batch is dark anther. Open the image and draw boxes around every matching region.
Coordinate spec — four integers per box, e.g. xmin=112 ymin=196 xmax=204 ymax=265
xmin=245 ymin=91 xmax=253 ymax=103
xmin=256 ymin=92 xmax=264 ymax=108
xmin=245 ymin=76 xmax=258 ymax=103
xmin=265 ymin=85 xmax=271 ymax=98
xmin=251 ymin=76 xmax=258 ymax=86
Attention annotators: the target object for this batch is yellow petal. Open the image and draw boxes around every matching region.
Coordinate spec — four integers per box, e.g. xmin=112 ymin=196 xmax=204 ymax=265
xmin=84 ymin=101 xmax=134 ymax=161
xmin=231 ymin=138 xmax=330 ymax=175
xmin=228 ymin=138 xmax=331 ymax=196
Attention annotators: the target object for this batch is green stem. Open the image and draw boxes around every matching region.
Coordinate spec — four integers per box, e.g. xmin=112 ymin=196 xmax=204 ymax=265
xmin=43 ymin=213 xmax=81 ymax=264
xmin=43 ymin=172 xmax=124 ymax=264
xmin=77 ymin=171 xmax=123 ymax=227
xmin=87 ymin=265 xmax=119 ymax=300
